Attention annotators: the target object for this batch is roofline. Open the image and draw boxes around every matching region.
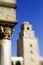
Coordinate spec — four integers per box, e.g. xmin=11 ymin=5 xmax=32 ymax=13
xmin=11 ymin=57 xmax=23 ymax=61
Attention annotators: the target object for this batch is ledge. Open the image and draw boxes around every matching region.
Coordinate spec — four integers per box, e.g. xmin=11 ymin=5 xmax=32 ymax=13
xmin=0 ymin=1 xmax=17 ymax=8
xmin=0 ymin=20 xmax=18 ymax=28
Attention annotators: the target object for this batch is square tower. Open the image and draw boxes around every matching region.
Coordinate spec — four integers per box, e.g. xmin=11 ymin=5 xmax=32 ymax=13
xmin=17 ymin=22 xmax=39 ymax=65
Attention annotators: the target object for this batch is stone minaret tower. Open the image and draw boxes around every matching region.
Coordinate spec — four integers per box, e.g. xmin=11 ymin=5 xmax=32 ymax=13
xmin=0 ymin=0 xmax=17 ymax=65
xmin=17 ymin=22 xmax=39 ymax=65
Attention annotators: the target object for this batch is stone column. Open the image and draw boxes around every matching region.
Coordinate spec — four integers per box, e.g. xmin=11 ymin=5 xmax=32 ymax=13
xmin=0 ymin=26 xmax=14 ymax=65
xmin=0 ymin=0 xmax=17 ymax=65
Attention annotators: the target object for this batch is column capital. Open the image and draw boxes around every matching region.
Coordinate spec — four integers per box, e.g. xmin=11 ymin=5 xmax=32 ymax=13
xmin=0 ymin=26 xmax=14 ymax=39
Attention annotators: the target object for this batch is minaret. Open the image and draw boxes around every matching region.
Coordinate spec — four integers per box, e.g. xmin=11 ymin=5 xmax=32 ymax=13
xmin=17 ymin=22 xmax=39 ymax=65
xmin=0 ymin=0 xmax=17 ymax=65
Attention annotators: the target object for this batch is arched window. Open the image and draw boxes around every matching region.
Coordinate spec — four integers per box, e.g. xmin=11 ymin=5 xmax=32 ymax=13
xmin=27 ymin=27 xmax=29 ymax=30
xmin=12 ymin=62 xmax=13 ymax=65
xmin=16 ymin=61 xmax=21 ymax=65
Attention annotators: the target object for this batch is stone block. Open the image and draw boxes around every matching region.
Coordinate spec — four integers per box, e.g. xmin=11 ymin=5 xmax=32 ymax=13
xmin=0 ymin=0 xmax=16 ymax=7
xmin=0 ymin=6 xmax=16 ymax=22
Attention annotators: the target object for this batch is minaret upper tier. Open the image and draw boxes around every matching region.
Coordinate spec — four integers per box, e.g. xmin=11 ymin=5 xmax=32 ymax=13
xmin=21 ymin=22 xmax=32 ymax=30
xmin=19 ymin=21 xmax=35 ymax=39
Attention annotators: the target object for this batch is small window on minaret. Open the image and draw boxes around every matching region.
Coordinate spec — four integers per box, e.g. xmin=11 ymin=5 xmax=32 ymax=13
xmin=12 ymin=62 xmax=13 ymax=65
xmin=27 ymin=27 xmax=29 ymax=30
xmin=30 ymin=51 xmax=33 ymax=54
xmin=30 ymin=44 xmax=32 ymax=47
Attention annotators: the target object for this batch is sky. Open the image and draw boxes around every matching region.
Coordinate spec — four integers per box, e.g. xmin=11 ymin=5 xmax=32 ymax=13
xmin=11 ymin=0 xmax=43 ymax=57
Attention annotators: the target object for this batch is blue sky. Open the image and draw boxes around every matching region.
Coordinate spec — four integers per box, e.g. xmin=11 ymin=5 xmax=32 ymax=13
xmin=11 ymin=0 xmax=43 ymax=57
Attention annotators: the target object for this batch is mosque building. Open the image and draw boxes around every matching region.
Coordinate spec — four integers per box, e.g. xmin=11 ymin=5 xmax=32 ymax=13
xmin=0 ymin=0 xmax=43 ymax=65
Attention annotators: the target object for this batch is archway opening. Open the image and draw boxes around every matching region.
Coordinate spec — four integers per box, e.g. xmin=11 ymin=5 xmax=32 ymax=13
xmin=12 ymin=62 xmax=13 ymax=65
xmin=16 ymin=61 xmax=21 ymax=65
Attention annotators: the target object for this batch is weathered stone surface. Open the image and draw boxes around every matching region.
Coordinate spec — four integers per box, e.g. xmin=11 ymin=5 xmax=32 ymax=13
xmin=0 ymin=39 xmax=11 ymax=65
xmin=0 ymin=0 xmax=16 ymax=7
xmin=0 ymin=0 xmax=17 ymax=65
xmin=0 ymin=7 xmax=16 ymax=22
xmin=0 ymin=0 xmax=16 ymax=4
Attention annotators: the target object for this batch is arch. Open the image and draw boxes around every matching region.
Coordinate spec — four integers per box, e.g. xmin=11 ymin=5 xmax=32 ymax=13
xmin=16 ymin=61 xmax=21 ymax=65
xmin=12 ymin=61 xmax=13 ymax=65
xmin=27 ymin=27 xmax=29 ymax=30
